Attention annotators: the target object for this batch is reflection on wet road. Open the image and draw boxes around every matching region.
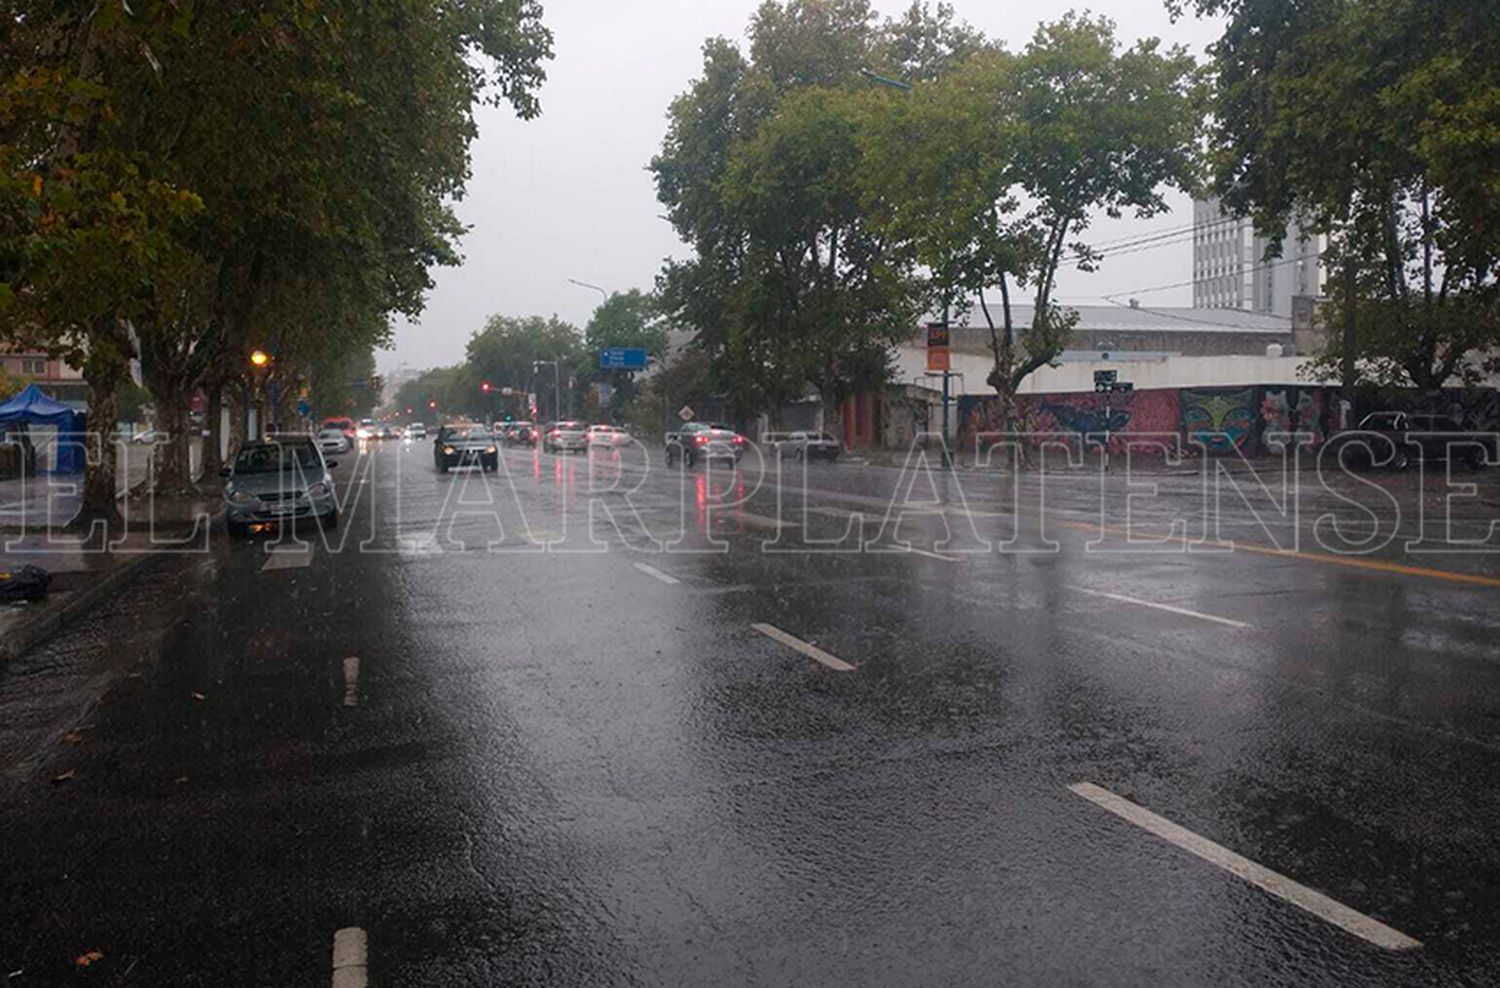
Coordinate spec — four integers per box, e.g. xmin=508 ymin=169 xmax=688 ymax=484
xmin=2 ymin=439 xmax=1499 ymax=985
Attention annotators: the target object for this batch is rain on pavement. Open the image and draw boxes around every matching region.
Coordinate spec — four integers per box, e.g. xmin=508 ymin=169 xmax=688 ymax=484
xmin=2 ymin=437 xmax=1500 ymax=986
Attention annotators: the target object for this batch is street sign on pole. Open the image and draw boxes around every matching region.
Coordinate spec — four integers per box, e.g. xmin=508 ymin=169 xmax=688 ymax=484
xmin=600 ymin=347 xmax=649 ymax=370
xmin=678 ymin=405 xmax=695 ymax=422
xmin=926 ymin=322 xmax=950 ymax=373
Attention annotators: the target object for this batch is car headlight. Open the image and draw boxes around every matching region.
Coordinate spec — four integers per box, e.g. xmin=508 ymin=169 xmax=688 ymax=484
xmin=227 ymin=488 xmax=257 ymax=505
xmin=306 ymin=482 xmax=332 ymax=499
xmin=485 ymin=446 xmax=497 ymax=454
xmin=443 ymin=445 xmax=455 ymax=455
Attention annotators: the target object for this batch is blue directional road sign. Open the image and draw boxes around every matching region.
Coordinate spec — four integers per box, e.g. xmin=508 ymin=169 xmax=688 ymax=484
xmin=599 ymin=347 xmax=649 ymax=370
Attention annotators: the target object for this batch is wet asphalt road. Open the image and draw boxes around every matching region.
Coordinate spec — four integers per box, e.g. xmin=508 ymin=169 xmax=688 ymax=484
xmin=3 ymin=439 xmax=1500 ymax=985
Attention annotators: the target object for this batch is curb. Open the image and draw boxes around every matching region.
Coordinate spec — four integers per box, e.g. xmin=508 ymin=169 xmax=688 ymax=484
xmin=0 ymin=552 xmax=163 ymax=664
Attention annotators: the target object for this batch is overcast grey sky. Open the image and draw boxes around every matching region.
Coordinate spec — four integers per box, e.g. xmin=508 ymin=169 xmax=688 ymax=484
xmin=383 ymin=0 xmax=1225 ymax=374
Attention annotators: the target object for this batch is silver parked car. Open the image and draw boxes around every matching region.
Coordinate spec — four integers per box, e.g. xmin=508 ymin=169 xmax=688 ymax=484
xmin=222 ymin=439 xmax=339 ymax=536
xmin=783 ymin=431 xmax=841 ymax=462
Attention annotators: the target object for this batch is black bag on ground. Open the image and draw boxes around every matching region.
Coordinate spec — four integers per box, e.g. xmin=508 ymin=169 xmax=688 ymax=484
xmin=0 ymin=564 xmax=51 ymax=603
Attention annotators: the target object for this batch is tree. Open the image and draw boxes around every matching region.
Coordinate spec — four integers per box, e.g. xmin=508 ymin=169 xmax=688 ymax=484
xmin=1175 ymin=0 xmax=1500 ymax=398
xmin=1 ymin=1 xmax=554 ymax=515
xmin=862 ymin=16 xmax=1205 ymax=434
xmin=465 ymin=315 xmax=586 ymax=421
xmin=652 ymin=1 xmax=979 ymax=430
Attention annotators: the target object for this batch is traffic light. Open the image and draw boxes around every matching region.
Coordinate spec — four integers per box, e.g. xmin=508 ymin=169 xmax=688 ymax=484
xmin=481 ymin=381 xmax=492 ymax=393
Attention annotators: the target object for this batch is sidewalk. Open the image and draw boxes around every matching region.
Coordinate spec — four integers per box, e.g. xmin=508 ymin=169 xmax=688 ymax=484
xmin=0 ymin=444 xmax=217 ymax=663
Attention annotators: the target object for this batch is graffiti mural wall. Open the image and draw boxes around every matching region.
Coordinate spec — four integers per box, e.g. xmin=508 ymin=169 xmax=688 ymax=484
xmin=1260 ymin=386 xmax=1328 ymax=452
xmin=958 ymin=389 xmax=1181 ymax=454
xmin=951 ymin=383 xmax=1500 ymax=457
xmin=1180 ymin=388 xmax=1257 ymax=453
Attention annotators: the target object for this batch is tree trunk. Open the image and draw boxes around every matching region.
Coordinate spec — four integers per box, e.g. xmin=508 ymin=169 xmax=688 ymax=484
xmin=201 ymin=383 xmax=225 ymax=486
xmin=149 ymin=390 xmax=196 ymax=495
xmin=228 ymin=385 xmax=248 ymax=453
xmin=823 ymin=392 xmax=846 ymax=451
xmin=76 ymin=324 xmax=127 ymax=529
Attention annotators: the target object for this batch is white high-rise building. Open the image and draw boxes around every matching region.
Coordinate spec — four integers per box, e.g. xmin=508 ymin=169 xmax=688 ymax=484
xmin=1192 ymin=198 xmax=1323 ymax=318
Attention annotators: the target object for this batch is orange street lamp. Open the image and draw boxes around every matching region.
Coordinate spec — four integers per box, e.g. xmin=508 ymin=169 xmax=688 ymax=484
xmin=249 ymin=349 xmax=270 ymax=368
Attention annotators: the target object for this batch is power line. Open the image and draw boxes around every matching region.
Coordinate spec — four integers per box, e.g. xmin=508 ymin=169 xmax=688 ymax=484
xmin=1100 ymin=248 xmax=1326 ymax=301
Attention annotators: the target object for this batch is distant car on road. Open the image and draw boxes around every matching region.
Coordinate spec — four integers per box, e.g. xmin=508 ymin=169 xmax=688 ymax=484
xmin=316 ymin=428 xmax=351 ymax=456
xmin=542 ymin=421 xmax=588 ymax=454
xmin=665 ymin=421 xmax=746 ymax=467
xmin=407 ymin=422 xmax=427 ymax=439
xmin=434 ymin=424 xmax=498 ymax=473
xmin=587 ymin=424 xmax=630 ymax=449
xmin=782 ymin=431 xmax=841 ymax=462
xmin=323 ymin=416 xmax=357 ymax=440
xmin=222 ymin=438 xmax=338 ymax=536
xmin=504 ymin=421 xmax=538 ymax=447
xmin=1327 ymin=411 xmax=1495 ymax=470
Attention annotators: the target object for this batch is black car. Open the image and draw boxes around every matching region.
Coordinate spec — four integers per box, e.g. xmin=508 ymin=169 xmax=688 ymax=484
xmin=1327 ymin=411 xmax=1495 ymax=470
xmin=434 ymin=425 xmax=499 ymax=473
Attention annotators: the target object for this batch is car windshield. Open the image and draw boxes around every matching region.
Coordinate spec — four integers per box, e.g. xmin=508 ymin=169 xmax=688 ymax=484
xmin=233 ymin=444 xmax=322 ymax=474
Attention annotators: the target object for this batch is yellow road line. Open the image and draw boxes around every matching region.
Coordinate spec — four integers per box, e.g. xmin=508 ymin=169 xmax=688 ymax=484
xmin=1057 ymin=519 xmax=1500 ymax=590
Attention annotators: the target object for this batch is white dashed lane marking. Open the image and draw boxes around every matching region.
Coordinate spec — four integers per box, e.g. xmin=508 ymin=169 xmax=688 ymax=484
xmin=342 ymin=657 xmax=360 ymax=707
xmin=1068 ymin=586 xmax=1250 ymax=629
xmin=261 ymin=545 xmax=313 ymax=571
xmin=752 ymin=623 xmax=856 ymax=672
xmin=633 ymin=562 xmax=680 ymax=585
xmin=1068 ymin=783 xmax=1420 ymax=952
xmin=331 ymin=927 xmax=368 ymax=987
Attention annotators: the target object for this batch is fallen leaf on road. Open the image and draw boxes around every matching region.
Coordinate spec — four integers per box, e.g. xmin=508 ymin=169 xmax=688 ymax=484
xmin=75 ymin=949 xmax=105 ymax=967
xmin=62 ymin=731 xmax=84 ymax=744
xmin=51 ymin=770 xmax=76 ymax=784
xmin=190 ymin=692 xmax=206 ymax=701
xmin=174 ymin=776 xmax=189 ymax=785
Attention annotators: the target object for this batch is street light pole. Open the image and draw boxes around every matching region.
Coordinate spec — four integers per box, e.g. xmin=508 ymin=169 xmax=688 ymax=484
xmin=567 ymin=278 xmax=609 ymax=305
xmin=533 ymin=360 xmax=562 ymax=422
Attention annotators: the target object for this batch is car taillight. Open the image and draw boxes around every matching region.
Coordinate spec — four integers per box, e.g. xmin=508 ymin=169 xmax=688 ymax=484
xmin=694 ymin=435 xmax=708 ymax=445
xmin=549 ymin=430 xmax=559 ymax=438
xmin=733 ymin=435 xmax=745 ymax=444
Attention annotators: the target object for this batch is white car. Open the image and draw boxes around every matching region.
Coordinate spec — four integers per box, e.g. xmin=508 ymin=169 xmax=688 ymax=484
xmin=317 ymin=428 xmax=352 ymax=455
xmin=587 ymin=424 xmax=629 ymax=449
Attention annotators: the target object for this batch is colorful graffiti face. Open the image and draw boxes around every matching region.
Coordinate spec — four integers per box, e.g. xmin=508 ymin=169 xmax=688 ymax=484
xmin=1182 ymin=389 xmax=1255 ymax=453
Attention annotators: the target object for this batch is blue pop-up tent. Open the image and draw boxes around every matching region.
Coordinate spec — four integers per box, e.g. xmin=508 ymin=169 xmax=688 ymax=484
xmin=0 ymin=383 xmax=84 ymax=473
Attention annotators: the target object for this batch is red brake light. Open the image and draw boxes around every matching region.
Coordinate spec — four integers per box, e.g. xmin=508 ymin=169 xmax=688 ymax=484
xmin=694 ymin=434 xmax=708 ymax=445
xmin=733 ymin=435 xmax=745 ymax=444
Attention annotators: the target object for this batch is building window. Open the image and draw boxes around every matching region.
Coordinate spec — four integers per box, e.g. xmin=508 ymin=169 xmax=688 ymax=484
xmin=21 ymin=358 xmax=46 ymax=376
